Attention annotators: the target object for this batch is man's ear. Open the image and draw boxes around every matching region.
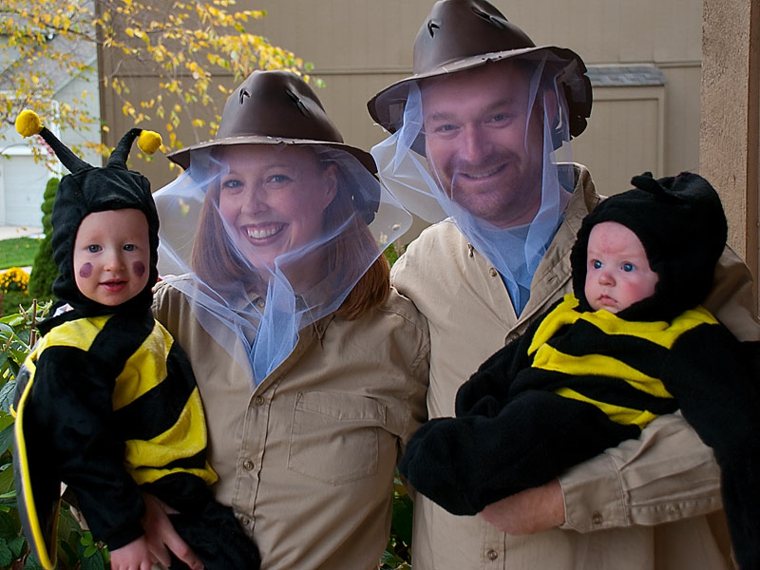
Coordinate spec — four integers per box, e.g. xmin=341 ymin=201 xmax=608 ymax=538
xmin=542 ymin=88 xmax=569 ymax=149
xmin=543 ymin=88 xmax=559 ymax=126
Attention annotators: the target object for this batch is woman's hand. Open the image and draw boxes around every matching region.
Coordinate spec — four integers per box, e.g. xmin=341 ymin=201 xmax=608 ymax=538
xmin=479 ymin=479 xmax=565 ymax=535
xmin=141 ymin=493 xmax=204 ymax=570
xmin=109 ymin=535 xmax=154 ymax=570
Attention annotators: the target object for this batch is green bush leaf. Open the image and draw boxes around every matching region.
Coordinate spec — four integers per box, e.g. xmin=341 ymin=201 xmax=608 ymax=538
xmin=0 ymin=540 xmax=13 ymax=567
xmin=0 ymin=381 xmax=17 ymax=414
xmin=0 ymin=465 xmax=15 ymax=496
xmin=24 ymin=553 xmax=45 ymax=569
xmin=0 ymin=423 xmax=15 ymax=457
xmin=8 ymin=535 xmax=25 ymax=558
xmin=0 ymin=511 xmax=17 ymax=539
xmin=81 ymin=547 xmax=106 ymax=570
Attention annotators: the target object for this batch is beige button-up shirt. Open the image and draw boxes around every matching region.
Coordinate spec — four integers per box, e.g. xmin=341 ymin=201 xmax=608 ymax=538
xmin=153 ymin=282 xmax=428 ymax=569
xmin=392 ymin=164 xmax=759 ymax=570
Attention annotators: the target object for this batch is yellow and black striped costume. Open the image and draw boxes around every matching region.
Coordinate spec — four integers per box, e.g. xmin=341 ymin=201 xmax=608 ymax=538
xmin=14 ymin=308 xmax=261 ymax=570
xmin=400 ymin=294 xmax=760 ymax=521
xmin=14 ymin=309 xmax=215 ymax=557
xmin=11 ymin=114 xmax=261 ymax=570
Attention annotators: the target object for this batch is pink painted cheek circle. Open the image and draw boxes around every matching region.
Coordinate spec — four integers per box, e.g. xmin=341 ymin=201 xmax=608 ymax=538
xmin=78 ymin=263 xmax=93 ymax=279
xmin=133 ymin=261 xmax=146 ymax=277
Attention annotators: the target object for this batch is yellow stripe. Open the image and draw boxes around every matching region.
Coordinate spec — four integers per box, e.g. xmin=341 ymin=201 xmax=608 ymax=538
xmin=113 ymin=321 xmax=172 ymax=410
xmin=43 ymin=315 xmax=112 ymax=351
xmin=124 ymin=388 xmax=217 ymax=485
xmin=529 ymin=295 xmax=718 ymax=355
xmin=578 ymin=305 xmax=718 ymax=348
xmin=14 ymin=362 xmax=58 ymax=570
xmin=529 ymin=295 xmax=580 ymax=352
xmin=556 ymin=387 xmax=659 ymax=428
xmin=532 ymin=344 xmax=673 ymax=398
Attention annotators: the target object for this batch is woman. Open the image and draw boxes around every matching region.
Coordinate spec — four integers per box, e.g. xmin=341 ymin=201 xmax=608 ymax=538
xmin=150 ymin=70 xmax=428 ymax=569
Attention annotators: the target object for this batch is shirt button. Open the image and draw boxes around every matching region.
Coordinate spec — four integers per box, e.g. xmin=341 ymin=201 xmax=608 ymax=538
xmin=489 ymin=267 xmax=498 ymax=277
xmin=243 ymin=459 xmax=254 ymax=471
xmin=239 ymin=516 xmax=251 ymax=526
xmin=254 ymin=396 xmax=265 ymax=406
xmin=592 ymin=511 xmax=604 ymax=525
xmin=486 ymin=549 xmax=499 ymax=561
xmin=255 ymin=299 xmax=265 ymax=310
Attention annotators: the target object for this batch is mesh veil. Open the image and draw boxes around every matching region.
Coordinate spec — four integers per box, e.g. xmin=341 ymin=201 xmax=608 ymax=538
xmin=371 ymin=56 xmax=577 ymax=313
xmin=155 ymin=144 xmax=411 ymax=384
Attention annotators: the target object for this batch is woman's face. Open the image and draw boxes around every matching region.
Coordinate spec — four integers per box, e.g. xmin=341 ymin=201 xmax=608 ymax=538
xmin=217 ymin=145 xmax=337 ymax=271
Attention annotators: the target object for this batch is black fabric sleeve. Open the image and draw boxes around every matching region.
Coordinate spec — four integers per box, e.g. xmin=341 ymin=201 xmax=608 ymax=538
xmin=662 ymin=325 xmax=760 ymax=570
xmin=455 ymin=305 xmax=553 ymax=418
xmin=28 ymin=346 xmax=144 ymax=549
xmin=400 ymin=390 xmax=640 ymax=515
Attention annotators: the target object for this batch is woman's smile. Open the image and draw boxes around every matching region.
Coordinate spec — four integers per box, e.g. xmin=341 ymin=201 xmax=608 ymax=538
xmin=243 ymin=222 xmax=287 ymax=242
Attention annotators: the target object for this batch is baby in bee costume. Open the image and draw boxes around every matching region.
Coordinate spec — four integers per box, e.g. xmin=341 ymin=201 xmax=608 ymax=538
xmin=12 ymin=111 xmax=260 ymax=569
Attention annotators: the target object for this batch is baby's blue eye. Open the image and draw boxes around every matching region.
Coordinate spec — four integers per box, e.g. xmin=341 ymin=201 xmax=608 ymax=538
xmin=622 ymin=262 xmax=635 ymax=272
xmin=87 ymin=244 xmax=102 ymax=253
xmin=123 ymin=244 xmax=136 ymax=252
xmin=592 ymin=259 xmax=602 ymax=269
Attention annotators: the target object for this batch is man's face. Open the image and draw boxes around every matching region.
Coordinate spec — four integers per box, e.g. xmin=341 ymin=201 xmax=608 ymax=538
xmin=421 ymin=62 xmax=546 ymax=228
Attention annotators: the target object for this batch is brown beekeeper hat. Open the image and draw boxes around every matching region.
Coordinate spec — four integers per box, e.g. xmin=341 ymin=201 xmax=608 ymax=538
xmin=169 ymin=70 xmax=376 ymax=173
xmin=367 ymin=0 xmax=592 ymax=138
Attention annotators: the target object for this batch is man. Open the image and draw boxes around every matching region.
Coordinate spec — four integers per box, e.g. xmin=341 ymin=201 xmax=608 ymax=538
xmin=367 ymin=1 xmax=760 ymax=568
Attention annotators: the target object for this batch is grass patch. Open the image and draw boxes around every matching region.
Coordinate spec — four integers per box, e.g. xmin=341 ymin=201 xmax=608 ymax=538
xmin=0 ymin=237 xmax=41 ymax=269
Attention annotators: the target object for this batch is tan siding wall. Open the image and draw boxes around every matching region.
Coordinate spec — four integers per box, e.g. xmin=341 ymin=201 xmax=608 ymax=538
xmin=101 ymin=0 xmax=704 ymax=210
xmin=572 ymin=86 xmax=664 ymax=198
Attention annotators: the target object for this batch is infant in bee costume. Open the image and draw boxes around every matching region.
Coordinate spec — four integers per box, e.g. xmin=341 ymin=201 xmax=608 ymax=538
xmin=401 ymin=171 xmax=760 ymax=570
xmin=12 ymin=111 xmax=261 ymax=570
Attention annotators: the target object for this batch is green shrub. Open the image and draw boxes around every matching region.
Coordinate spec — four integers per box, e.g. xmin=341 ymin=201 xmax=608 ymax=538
xmin=381 ymin=243 xmax=414 ymax=570
xmin=1 ymin=290 xmax=30 ymax=318
xmin=28 ymin=178 xmax=58 ymax=303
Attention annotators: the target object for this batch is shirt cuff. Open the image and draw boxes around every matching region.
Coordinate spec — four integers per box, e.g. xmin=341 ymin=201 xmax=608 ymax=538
xmin=559 ymin=452 xmax=628 ymax=532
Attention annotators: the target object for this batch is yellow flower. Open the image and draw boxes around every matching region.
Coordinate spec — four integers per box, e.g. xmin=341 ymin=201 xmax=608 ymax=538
xmin=0 ymin=267 xmax=30 ymax=293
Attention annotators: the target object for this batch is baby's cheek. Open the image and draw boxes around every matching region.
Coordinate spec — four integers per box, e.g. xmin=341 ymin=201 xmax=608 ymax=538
xmin=78 ymin=263 xmax=93 ymax=279
xmin=133 ymin=261 xmax=146 ymax=277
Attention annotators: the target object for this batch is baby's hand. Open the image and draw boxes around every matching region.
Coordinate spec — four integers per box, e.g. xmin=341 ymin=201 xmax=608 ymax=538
xmin=109 ymin=535 xmax=154 ymax=570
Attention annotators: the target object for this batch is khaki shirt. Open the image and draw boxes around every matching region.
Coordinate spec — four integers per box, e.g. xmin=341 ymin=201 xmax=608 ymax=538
xmin=392 ymin=164 xmax=759 ymax=570
xmin=153 ymin=281 xmax=428 ymax=569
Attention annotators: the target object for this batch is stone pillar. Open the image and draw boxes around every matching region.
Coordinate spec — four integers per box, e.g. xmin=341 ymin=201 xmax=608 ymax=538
xmin=700 ymin=0 xmax=760 ymax=311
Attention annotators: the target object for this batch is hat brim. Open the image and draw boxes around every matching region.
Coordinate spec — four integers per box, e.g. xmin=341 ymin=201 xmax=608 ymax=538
xmin=167 ymin=136 xmax=377 ymax=174
xmin=367 ymin=45 xmax=590 ymax=135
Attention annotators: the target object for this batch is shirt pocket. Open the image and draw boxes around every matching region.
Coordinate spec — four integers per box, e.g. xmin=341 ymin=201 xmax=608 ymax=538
xmin=288 ymin=391 xmax=386 ymax=485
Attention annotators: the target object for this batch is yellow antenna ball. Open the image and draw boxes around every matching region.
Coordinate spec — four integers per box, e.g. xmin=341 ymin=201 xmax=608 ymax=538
xmin=137 ymin=130 xmax=162 ymax=155
xmin=15 ymin=110 xmax=43 ymax=138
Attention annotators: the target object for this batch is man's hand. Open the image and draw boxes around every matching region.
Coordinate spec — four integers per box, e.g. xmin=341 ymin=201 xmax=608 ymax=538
xmin=141 ymin=494 xmax=204 ymax=570
xmin=479 ymin=479 xmax=565 ymax=535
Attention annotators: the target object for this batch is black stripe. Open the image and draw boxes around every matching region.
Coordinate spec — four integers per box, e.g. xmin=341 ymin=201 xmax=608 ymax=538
xmin=555 ymin=373 xmax=679 ymax=415
xmin=548 ymin=319 xmax=671 ymax=379
xmin=161 ymin=448 xmax=207 ymax=471
xmin=513 ymin=369 xmax=678 ymax=416
xmin=89 ymin=311 xmax=154 ymax=380
xmin=114 ymin=341 xmax=199 ymax=442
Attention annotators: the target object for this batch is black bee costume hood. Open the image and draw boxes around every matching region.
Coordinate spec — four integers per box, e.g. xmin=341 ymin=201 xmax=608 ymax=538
xmin=15 ymin=110 xmax=162 ymax=317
